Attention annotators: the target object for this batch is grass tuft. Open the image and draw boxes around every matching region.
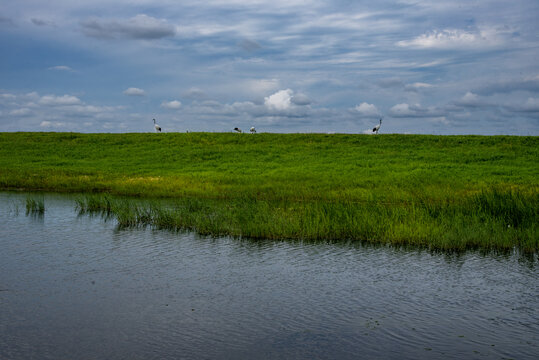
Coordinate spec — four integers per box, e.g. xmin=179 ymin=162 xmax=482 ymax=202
xmin=25 ymin=196 xmax=45 ymax=215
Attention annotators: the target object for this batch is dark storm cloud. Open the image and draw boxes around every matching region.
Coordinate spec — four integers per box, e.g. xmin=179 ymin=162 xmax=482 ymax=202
xmin=0 ymin=16 xmax=15 ymax=26
xmin=31 ymin=18 xmax=55 ymax=27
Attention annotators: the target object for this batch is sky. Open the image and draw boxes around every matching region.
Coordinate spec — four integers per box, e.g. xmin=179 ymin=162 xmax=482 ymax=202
xmin=1 ymin=0 xmax=538 ymax=134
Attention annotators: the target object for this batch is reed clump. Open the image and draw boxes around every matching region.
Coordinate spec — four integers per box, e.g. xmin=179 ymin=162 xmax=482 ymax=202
xmin=25 ymin=196 xmax=45 ymax=215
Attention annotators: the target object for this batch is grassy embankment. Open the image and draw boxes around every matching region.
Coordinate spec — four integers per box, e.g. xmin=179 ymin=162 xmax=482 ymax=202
xmin=1 ymin=132 xmax=537 ymax=252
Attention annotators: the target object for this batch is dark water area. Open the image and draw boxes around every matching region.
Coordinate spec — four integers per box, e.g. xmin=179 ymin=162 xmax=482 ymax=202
xmin=0 ymin=192 xmax=538 ymax=360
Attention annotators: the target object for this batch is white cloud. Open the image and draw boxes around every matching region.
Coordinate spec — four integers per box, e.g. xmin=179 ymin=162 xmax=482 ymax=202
xmin=48 ymin=65 xmax=74 ymax=72
xmin=389 ymin=103 xmax=443 ymax=118
xmin=182 ymin=87 xmax=207 ymax=100
xmin=389 ymin=103 xmax=414 ymax=117
xmin=245 ymin=79 xmax=280 ymax=96
xmin=354 ymin=102 xmax=380 ymax=118
xmin=265 ymin=89 xmax=293 ymax=111
xmin=161 ymin=100 xmax=182 ymax=109
xmin=405 ymin=82 xmax=433 ymax=91
xmin=513 ymin=98 xmax=539 ymax=113
xmin=1 ymin=91 xmax=125 ymax=131
xmin=39 ymin=94 xmax=82 ymax=106
xmin=184 ymin=92 xmax=316 ymax=125
xmin=377 ymin=80 xmax=434 ymax=92
xmin=9 ymin=108 xmax=32 ymax=116
xmin=290 ymin=11 xmax=401 ymax=34
xmin=524 ymin=98 xmax=539 ymax=111
xmin=40 ymin=121 xmax=65 ymax=128
xmin=455 ymin=92 xmax=484 ymax=108
xmin=397 ymin=28 xmax=508 ymax=49
xmin=398 ymin=29 xmax=475 ymax=48
xmin=123 ymin=87 xmax=146 ymax=96
xmin=1 ymin=93 xmax=17 ymax=102
xmin=430 ymin=116 xmax=449 ymax=125
xmin=63 ymin=105 xmax=117 ymax=116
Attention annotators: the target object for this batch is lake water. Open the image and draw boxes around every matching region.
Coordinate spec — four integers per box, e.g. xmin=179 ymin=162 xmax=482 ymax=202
xmin=0 ymin=192 xmax=538 ymax=359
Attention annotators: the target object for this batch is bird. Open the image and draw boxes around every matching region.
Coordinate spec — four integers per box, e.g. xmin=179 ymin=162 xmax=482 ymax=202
xmin=250 ymin=127 xmax=256 ymax=134
xmin=233 ymin=127 xmax=242 ymax=133
xmin=372 ymin=118 xmax=382 ymax=134
xmin=153 ymin=118 xmax=161 ymax=132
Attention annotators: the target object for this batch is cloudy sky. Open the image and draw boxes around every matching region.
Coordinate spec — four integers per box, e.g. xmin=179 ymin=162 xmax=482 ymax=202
xmin=1 ymin=0 xmax=538 ymax=134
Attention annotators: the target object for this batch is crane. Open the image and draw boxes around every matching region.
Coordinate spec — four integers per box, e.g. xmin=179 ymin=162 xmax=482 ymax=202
xmin=153 ymin=118 xmax=161 ymax=132
xmin=372 ymin=118 xmax=382 ymax=134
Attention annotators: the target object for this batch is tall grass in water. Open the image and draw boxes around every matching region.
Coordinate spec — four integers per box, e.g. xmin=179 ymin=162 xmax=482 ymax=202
xmin=25 ymin=196 xmax=45 ymax=216
xmin=76 ymin=194 xmax=113 ymax=216
xmin=75 ymin=189 xmax=538 ymax=253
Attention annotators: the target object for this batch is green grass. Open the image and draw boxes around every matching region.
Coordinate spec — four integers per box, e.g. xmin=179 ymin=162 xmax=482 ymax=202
xmin=1 ymin=132 xmax=538 ymax=251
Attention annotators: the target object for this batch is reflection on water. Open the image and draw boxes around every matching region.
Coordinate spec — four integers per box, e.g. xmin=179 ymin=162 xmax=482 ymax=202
xmin=0 ymin=192 xmax=538 ymax=360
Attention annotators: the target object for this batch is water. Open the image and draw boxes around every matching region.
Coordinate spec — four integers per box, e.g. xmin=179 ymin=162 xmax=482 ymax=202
xmin=0 ymin=192 xmax=537 ymax=360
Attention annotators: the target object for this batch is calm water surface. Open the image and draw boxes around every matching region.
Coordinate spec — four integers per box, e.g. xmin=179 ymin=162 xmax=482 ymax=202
xmin=0 ymin=192 xmax=538 ymax=359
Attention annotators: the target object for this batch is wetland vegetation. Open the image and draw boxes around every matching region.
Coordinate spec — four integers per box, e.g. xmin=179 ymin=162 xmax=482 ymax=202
xmin=25 ymin=196 xmax=44 ymax=215
xmin=2 ymin=132 xmax=538 ymax=251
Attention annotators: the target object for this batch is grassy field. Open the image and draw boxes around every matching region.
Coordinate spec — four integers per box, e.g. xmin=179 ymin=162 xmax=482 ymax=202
xmin=1 ymin=132 xmax=538 ymax=251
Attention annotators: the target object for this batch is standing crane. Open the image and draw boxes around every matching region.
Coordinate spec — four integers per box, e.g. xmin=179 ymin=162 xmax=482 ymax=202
xmin=372 ymin=118 xmax=382 ymax=134
xmin=153 ymin=118 xmax=162 ymax=132
xmin=250 ymin=127 xmax=256 ymax=133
